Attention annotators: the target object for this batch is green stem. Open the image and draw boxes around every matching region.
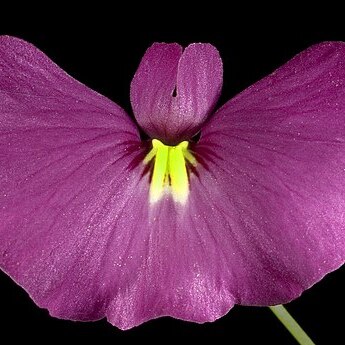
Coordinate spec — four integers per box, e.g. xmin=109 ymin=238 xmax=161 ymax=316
xmin=269 ymin=305 xmax=315 ymax=345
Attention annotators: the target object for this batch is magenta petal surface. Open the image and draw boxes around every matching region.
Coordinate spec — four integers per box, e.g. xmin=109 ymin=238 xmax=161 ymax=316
xmin=0 ymin=36 xmax=146 ymax=325
xmin=197 ymin=42 xmax=345 ymax=305
xmin=130 ymin=43 xmax=222 ymax=144
xmin=0 ymin=36 xmax=232 ymax=330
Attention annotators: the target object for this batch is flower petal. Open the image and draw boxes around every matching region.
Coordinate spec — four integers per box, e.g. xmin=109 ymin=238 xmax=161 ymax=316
xmin=130 ymin=43 xmax=222 ymax=144
xmin=196 ymin=42 xmax=345 ymax=305
xmin=0 ymin=36 xmax=146 ymax=324
xmin=104 ymin=197 xmax=236 ymax=329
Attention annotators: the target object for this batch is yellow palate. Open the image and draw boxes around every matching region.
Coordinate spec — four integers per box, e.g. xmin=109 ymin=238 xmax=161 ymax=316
xmin=144 ymin=139 xmax=196 ymax=205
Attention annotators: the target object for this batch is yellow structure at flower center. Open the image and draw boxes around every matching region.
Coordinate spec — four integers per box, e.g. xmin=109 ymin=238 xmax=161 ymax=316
xmin=144 ymin=139 xmax=196 ymax=205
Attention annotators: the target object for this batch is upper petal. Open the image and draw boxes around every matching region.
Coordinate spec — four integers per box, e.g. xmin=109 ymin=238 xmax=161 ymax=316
xmin=197 ymin=42 xmax=345 ymax=305
xmin=130 ymin=43 xmax=222 ymax=144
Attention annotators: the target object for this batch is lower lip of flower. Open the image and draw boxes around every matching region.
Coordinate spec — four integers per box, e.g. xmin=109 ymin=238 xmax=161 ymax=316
xmin=144 ymin=139 xmax=197 ymax=205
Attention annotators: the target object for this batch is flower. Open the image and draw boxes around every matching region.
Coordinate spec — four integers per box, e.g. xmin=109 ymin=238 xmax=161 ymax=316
xmin=1 ymin=36 xmax=345 ymax=331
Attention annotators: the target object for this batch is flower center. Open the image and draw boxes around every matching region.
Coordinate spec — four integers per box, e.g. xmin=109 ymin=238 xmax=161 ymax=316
xmin=144 ymin=139 xmax=196 ymax=205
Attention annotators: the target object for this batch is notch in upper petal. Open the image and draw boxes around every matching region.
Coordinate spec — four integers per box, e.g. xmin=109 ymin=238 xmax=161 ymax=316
xmin=130 ymin=43 xmax=223 ymax=145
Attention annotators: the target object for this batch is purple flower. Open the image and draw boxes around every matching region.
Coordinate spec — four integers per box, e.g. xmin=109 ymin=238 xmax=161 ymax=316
xmin=1 ymin=36 xmax=345 ymax=331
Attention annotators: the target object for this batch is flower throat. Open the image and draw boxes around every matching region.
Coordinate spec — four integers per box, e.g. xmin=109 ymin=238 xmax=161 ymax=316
xmin=144 ymin=139 xmax=196 ymax=205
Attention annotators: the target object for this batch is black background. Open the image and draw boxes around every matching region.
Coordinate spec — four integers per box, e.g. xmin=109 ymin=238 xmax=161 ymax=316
xmin=1 ymin=12 xmax=345 ymax=344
